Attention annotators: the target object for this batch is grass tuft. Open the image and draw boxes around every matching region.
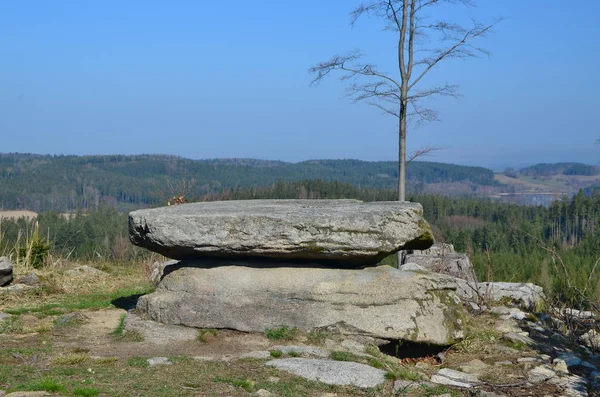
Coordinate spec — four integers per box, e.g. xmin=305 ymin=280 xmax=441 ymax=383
xmin=73 ymin=388 xmax=100 ymax=397
xmin=213 ymin=377 xmax=254 ymax=392
xmin=264 ymin=326 xmax=298 ymax=341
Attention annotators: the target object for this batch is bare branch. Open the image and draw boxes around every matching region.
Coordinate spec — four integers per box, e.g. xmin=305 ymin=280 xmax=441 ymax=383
xmin=408 ymin=84 xmax=460 ymax=100
xmin=408 ymin=18 xmax=500 ymax=90
xmin=406 ymin=144 xmax=447 ymax=164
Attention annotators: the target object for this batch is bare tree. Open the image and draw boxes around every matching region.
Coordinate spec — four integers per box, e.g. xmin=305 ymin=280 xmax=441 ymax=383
xmin=310 ymin=0 xmax=499 ymax=200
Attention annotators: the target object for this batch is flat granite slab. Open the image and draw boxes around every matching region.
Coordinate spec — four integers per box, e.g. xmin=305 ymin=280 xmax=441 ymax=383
xmin=129 ymin=199 xmax=433 ymax=265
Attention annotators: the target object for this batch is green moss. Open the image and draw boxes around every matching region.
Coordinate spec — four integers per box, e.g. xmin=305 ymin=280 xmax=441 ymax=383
xmin=301 ymin=241 xmax=325 ymax=253
xmin=403 ymin=220 xmax=434 ymax=250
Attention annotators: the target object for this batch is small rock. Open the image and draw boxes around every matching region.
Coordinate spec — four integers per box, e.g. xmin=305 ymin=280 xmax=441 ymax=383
xmin=517 ymin=357 xmax=540 ymax=363
xmin=147 ymin=357 xmax=172 ymax=366
xmin=4 ymin=393 xmax=52 ymax=397
xmin=430 ymin=368 xmax=479 ymax=388
xmin=192 ymin=356 xmax=219 ymax=362
xmin=580 ymin=329 xmax=600 ymax=350
xmin=266 ymin=358 xmax=386 ymax=388
xmin=0 ymin=312 xmax=11 ymax=321
xmin=539 ymin=354 xmax=552 ymax=362
xmin=549 ymin=374 xmax=589 ymax=397
xmin=254 ymin=389 xmax=273 ymax=397
xmin=16 ymin=272 xmax=40 ymax=286
xmin=553 ymin=359 xmax=569 ymax=374
xmin=340 ymin=339 xmax=367 ymax=354
xmin=502 ymin=332 xmax=535 ymax=346
xmin=0 ymin=256 xmax=13 ymax=286
xmin=398 ymin=263 xmax=427 ymax=272
xmin=470 ymin=391 xmax=506 ymax=397
xmin=528 ymin=365 xmax=557 ymax=383
xmin=458 ymin=359 xmax=490 ymax=375
xmin=495 ymin=361 xmax=513 ymax=366
xmin=240 ymin=351 xmax=272 ymax=359
xmin=267 ymin=377 xmax=280 ymax=383
xmin=271 ymin=345 xmax=329 ymax=358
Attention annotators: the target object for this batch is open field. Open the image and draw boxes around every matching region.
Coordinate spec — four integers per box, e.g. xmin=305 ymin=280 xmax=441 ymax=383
xmin=0 ymin=211 xmax=38 ymax=220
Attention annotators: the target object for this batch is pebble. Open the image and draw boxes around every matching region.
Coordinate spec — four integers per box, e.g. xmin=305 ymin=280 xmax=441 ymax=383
xmin=146 ymin=357 xmax=173 ymax=366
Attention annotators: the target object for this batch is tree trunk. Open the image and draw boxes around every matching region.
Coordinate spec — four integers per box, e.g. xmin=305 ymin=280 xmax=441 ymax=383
xmin=398 ymin=101 xmax=408 ymax=201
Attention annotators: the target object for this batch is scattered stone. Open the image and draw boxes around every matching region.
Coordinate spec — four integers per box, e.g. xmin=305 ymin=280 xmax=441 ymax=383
xmin=55 ymin=312 xmax=89 ymax=326
xmin=16 ymin=272 xmax=40 ymax=286
xmin=241 ymin=351 xmax=272 ymax=359
xmin=265 ymin=358 xmax=386 ymax=388
xmin=472 ymin=391 xmax=506 ymax=397
xmin=553 ymin=359 xmax=569 ymax=374
xmin=495 ymin=361 xmax=513 ymax=366
xmin=129 ymin=200 xmax=434 ymax=265
xmin=430 ymin=368 xmax=479 ymax=388
xmin=458 ymin=359 xmax=490 ymax=375
xmin=64 ymin=265 xmax=107 ymax=277
xmin=502 ymin=332 xmax=535 ymax=346
xmin=254 ymin=389 xmax=273 ymax=397
xmin=0 ymin=284 xmax=36 ymax=293
xmin=0 ymin=256 xmax=13 ymax=286
xmin=147 ymin=357 xmax=173 ymax=366
xmin=517 ymin=357 xmax=541 ymax=363
xmin=398 ymin=263 xmax=426 ymax=272
xmin=4 ymin=393 xmax=52 ymax=397
xmin=0 ymin=312 xmax=11 ymax=321
xmin=339 ymin=339 xmax=368 ymax=355
xmin=270 ymin=345 xmax=329 ymax=358
xmin=528 ymin=365 xmax=557 ymax=383
xmin=562 ymin=308 xmax=596 ymax=319
xmin=267 ymin=376 xmax=280 ymax=383
xmin=580 ymin=329 xmax=600 ymax=351
xmin=138 ymin=265 xmax=464 ymax=345
xmin=455 ymin=281 xmax=544 ymax=309
xmin=549 ymin=374 xmax=589 ymax=397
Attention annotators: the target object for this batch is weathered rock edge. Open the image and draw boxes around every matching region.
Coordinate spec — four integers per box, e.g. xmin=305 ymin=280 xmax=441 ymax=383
xmin=137 ymin=265 xmax=464 ymax=345
xmin=129 ymin=199 xmax=434 ymax=265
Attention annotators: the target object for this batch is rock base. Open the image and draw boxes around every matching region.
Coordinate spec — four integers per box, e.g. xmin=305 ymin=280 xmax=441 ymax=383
xmin=137 ymin=264 xmax=464 ymax=345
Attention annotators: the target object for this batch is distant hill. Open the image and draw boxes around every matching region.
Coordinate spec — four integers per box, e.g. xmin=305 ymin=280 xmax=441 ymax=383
xmin=0 ymin=153 xmax=498 ymax=212
xmin=519 ymin=162 xmax=599 ymax=177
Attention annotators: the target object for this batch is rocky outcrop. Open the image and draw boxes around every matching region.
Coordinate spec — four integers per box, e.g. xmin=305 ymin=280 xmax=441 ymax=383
xmin=401 ymin=243 xmax=476 ymax=282
xmin=137 ymin=264 xmax=464 ymax=345
xmin=0 ymin=256 xmax=13 ymax=287
xmin=129 ymin=200 xmax=433 ymax=266
xmin=455 ymin=281 xmax=545 ymax=309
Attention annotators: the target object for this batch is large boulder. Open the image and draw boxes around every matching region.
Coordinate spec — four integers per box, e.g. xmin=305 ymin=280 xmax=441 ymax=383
xmin=129 ymin=200 xmax=434 ymax=266
xmin=0 ymin=256 xmax=13 ymax=287
xmin=137 ymin=264 xmax=464 ymax=345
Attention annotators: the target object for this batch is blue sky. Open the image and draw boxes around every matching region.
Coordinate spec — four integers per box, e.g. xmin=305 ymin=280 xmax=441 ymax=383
xmin=1 ymin=0 xmax=598 ymax=170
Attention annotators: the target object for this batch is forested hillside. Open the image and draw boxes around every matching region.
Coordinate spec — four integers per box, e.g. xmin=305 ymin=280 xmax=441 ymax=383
xmin=0 ymin=153 xmax=498 ymax=211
